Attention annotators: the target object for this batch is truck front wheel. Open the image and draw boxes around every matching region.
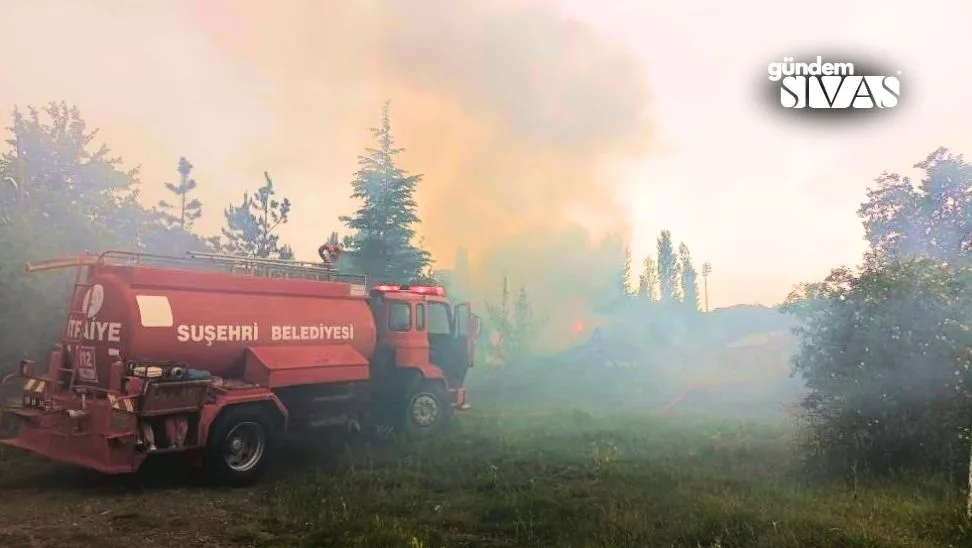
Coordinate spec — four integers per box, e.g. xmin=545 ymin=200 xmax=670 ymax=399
xmin=204 ymin=405 xmax=274 ymax=486
xmin=400 ymin=379 xmax=454 ymax=439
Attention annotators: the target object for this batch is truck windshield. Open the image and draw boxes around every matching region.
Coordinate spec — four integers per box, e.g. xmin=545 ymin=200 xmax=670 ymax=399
xmin=427 ymin=302 xmax=451 ymax=335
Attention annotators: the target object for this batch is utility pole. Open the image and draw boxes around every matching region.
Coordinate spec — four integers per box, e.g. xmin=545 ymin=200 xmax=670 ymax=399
xmin=702 ymin=262 xmax=712 ymax=312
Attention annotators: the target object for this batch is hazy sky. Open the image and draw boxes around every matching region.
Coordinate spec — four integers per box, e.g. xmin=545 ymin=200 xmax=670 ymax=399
xmin=1 ymin=0 xmax=970 ymax=309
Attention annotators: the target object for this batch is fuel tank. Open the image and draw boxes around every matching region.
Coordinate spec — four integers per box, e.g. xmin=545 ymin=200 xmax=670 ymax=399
xmin=64 ymin=263 xmax=377 ymax=386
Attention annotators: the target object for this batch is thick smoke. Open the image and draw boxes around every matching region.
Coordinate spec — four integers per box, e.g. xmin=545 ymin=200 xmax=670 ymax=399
xmin=0 ymin=0 xmax=652 ymax=344
xmin=190 ymin=0 xmax=652 ymax=328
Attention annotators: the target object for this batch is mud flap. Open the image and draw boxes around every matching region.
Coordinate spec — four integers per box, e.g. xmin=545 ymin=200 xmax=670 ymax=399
xmin=0 ymin=409 xmax=19 ymax=439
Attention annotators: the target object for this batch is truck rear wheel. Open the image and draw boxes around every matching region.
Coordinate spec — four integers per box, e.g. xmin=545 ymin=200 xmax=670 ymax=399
xmin=400 ymin=379 xmax=453 ymax=439
xmin=204 ymin=405 xmax=274 ymax=487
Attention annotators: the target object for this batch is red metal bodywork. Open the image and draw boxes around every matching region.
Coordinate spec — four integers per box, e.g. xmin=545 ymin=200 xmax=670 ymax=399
xmin=0 ymin=251 xmax=476 ymax=475
xmin=67 ymin=264 xmax=377 ymax=386
xmin=243 ymin=345 xmax=371 ymax=387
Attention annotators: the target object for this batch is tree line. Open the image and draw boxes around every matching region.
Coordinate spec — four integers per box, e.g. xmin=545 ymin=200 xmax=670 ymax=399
xmin=477 ymin=143 xmax=972 ymax=488
xmin=0 ymin=100 xmax=714 ymax=374
xmin=12 ymin=100 xmax=968 ymax=488
xmin=785 ymin=146 xmax=972 ymax=482
xmin=628 ymin=229 xmax=700 ymax=309
xmin=483 ymin=230 xmax=704 ymax=369
xmin=0 ymin=100 xmax=435 ymax=367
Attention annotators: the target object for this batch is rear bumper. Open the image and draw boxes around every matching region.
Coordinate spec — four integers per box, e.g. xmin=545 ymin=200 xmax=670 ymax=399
xmin=0 ymin=406 xmax=143 ymax=475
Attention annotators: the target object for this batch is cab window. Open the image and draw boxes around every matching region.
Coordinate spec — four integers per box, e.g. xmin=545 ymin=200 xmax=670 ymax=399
xmin=416 ymin=303 xmax=426 ymax=331
xmin=428 ymin=302 xmax=451 ymax=335
xmin=389 ymin=302 xmax=411 ymax=332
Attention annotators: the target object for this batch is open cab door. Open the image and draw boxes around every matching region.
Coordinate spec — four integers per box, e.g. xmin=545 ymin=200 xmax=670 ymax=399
xmin=454 ymin=303 xmax=480 ymax=370
xmin=453 ymin=303 xmax=479 ymax=411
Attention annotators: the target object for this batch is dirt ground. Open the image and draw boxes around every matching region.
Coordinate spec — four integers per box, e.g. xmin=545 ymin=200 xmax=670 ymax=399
xmin=0 ymin=443 xmax=331 ymax=548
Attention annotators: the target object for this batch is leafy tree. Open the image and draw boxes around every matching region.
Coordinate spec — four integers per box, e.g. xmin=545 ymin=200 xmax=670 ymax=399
xmin=0 ymin=102 xmax=139 ymax=246
xmin=157 ymin=156 xmax=203 ymax=230
xmin=678 ymin=242 xmax=699 ymax=311
xmin=859 ymin=147 xmax=972 ymax=265
xmin=788 ymin=147 xmax=972 ymax=481
xmin=220 ymin=171 xmax=294 ymax=259
xmin=511 ymin=287 xmax=536 ymax=357
xmin=0 ymin=103 xmax=208 ymax=369
xmin=656 ymin=230 xmax=680 ymax=303
xmin=339 ymin=101 xmax=431 ymax=285
xmin=484 ymin=275 xmax=512 ymax=367
xmin=784 ymin=259 xmax=972 ymax=479
xmin=638 ymin=256 xmax=659 ymax=302
xmin=484 ymin=275 xmax=541 ymax=368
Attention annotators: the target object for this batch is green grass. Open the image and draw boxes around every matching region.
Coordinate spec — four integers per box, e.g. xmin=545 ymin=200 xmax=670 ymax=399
xmin=229 ymin=410 xmax=972 ymax=547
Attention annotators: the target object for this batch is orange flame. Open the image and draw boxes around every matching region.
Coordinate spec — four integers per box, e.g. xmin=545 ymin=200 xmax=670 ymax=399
xmin=569 ymin=318 xmax=586 ymax=338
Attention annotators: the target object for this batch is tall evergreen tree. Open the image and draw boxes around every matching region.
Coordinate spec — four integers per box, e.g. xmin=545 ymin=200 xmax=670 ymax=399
xmin=157 ymin=156 xmax=203 ymax=230
xmin=620 ymin=246 xmax=633 ymax=297
xmin=339 ymin=101 xmax=430 ymax=284
xmin=638 ymin=256 xmax=659 ymax=302
xmin=678 ymin=242 xmax=700 ymax=311
xmin=220 ymin=171 xmax=294 ymax=259
xmin=656 ymin=230 xmax=680 ymax=303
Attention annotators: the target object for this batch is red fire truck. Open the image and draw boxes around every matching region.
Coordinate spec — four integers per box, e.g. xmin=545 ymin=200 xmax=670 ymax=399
xmin=0 ymin=248 xmax=480 ymax=485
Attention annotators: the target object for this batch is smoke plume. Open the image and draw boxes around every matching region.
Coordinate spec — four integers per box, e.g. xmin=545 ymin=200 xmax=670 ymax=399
xmin=0 ymin=0 xmax=653 ymax=339
xmin=192 ymin=0 xmax=652 ymax=322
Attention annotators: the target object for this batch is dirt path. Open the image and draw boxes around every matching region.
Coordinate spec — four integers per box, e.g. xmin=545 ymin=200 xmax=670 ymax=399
xmin=0 ymin=452 xmax=266 ymax=547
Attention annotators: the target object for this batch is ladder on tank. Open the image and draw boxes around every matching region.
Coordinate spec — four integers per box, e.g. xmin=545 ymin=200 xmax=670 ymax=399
xmin=60 ymin=263 xmax=94 ymax=391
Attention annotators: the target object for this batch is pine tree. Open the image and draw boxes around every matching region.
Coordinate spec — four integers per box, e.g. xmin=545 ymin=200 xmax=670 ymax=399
xmin=339 ymin=101 xmax=430 ymax=285
xmin=678 ymin=242 xmax=700 ymax=311
xmin=656 ymin=230 xmax=680 ymax=303
xmin=620 ymin=246 xmax=633 ymax=297
xmin=157 ymin=157 xmax=202 ymax=230
xmin=219 ymin=171 xmax=294 ymax=259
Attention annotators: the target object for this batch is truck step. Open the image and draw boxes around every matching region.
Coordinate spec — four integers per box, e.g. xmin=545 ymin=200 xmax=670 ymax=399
xmin=143 ymin=445 xmax=201 ymax=455
xmin=310 ymin=393 xmax=354 ymax=403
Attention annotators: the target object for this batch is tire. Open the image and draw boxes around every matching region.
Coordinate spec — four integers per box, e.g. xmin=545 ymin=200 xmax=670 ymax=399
xmin=204 ymin=405 xmax=275 ymax=487
xmin=399 ymin=379 xmax=454 ymax=439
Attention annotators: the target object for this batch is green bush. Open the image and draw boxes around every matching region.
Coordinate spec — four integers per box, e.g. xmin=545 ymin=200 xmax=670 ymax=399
xmin=785 ymin=259 xmax=972 ymax=480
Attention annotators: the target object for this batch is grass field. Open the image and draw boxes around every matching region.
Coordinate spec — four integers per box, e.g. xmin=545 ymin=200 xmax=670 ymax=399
xmin=2 ymin=408 xmax=972 ymax=547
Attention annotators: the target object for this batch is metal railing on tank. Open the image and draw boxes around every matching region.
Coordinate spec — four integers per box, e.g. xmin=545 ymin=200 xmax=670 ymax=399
xmin=88 ymin=250 xmax=368 ymax=284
